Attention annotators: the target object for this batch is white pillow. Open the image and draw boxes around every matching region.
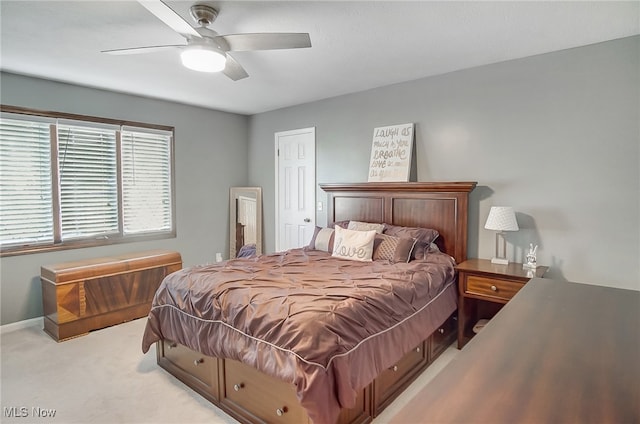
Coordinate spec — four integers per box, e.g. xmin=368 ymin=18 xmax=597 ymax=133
xmin=332 ymin=226 xmax=376 ymax=262
xmin=347 ymin=220 xmax=385 ymax=234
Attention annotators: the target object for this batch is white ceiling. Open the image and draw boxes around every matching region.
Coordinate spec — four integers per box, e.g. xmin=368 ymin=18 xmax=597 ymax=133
xmin=1 ymin=1 xmax=638 ymax=115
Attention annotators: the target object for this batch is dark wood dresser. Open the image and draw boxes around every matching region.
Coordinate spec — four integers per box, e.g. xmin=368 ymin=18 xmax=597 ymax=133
xmin=390 ymin=278 xmax=640 ymax=423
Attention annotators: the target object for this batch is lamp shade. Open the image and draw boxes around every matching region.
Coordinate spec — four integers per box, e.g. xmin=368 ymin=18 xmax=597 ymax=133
xmin=180 ymin=46 xmax=226 ymax=72
xmin=484 ymin=206 xmax=519 ymax=231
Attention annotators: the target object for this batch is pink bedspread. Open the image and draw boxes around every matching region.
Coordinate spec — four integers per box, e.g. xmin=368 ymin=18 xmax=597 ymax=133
xmin=142 ymin=248 xmax=457 ymax=424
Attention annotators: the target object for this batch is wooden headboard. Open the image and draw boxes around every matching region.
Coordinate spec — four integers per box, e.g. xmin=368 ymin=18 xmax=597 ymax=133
xmin=320 ymin=182 xmax=477 ymax=264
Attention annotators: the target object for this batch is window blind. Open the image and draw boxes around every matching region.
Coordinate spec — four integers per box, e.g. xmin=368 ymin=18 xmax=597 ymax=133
xmin=121 ymin=129 xmax=172 ymax=234
xmin=0 ymin=117 xmax=54 ymax=246
xmin=0 ymin=107 xmax=175 ymax=256
xmin=57 ymin=123 xmax=118 ymax=239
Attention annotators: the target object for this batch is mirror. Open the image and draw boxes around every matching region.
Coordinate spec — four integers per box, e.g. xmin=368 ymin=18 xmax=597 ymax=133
xmin=229 ymin=187 xmax=262 ymax=259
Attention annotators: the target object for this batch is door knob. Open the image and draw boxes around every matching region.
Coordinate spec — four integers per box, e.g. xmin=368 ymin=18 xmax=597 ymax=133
xmin=304 ymin=218 xmax=311 ymax=222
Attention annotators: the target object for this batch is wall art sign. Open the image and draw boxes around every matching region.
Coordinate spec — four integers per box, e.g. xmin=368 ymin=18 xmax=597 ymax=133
xmin=368 ymin=123 xmax=414 ymax=182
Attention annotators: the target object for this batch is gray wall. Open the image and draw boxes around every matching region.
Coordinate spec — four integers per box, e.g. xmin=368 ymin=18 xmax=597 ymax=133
xmin=0 ymin=72 xmax=249 ymax=325
xmin=249 ymin=36 xmax=639 ymax=291
xmin=2 ymin=35 xmax=638 ymax=324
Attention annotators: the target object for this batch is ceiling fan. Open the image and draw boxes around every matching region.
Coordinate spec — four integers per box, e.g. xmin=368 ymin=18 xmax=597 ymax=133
xmin=102 ymin=0 xmax=312 ymax=81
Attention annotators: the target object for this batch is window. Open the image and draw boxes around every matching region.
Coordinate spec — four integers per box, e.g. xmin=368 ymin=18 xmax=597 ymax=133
xmin=121 ymin=128 xmax=173 ymax=234
xmin=57 ymin=121 xmax=119 ymax=240
xmin=0 ymin=116 xmax=53 ymax=246
xmin=0 ymin=106 xmax=175 ymax=256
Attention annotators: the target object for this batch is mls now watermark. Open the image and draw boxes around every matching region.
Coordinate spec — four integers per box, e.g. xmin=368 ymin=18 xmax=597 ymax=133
xmin=4 ymin=406 xmax=57 ymax=418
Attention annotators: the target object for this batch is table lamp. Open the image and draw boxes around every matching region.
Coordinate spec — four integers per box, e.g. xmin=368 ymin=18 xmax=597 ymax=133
xmin=484 ymin=206 xmax=519 ymax=265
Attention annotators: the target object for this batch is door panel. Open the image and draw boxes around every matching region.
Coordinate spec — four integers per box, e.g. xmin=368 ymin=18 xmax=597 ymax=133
xmin=275 ymin=128 xmax=315 ymax=252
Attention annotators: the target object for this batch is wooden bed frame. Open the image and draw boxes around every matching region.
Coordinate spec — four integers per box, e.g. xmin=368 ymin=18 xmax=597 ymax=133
xmin=155 ymin=182 xmax=476 ymax=424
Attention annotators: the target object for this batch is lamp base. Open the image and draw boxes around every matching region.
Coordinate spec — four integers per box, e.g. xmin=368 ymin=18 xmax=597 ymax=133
xmin=491 ymin=257 xmax=509 ymax=265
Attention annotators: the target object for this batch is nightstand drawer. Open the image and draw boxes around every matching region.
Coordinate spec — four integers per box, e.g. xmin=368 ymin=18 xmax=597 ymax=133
xmin=465 ymin=275 xmax=524 ymax=302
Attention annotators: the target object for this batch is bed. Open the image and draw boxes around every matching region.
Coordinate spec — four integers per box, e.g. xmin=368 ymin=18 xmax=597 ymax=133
xmin=142 ymin=182 xmax=476 ymax=424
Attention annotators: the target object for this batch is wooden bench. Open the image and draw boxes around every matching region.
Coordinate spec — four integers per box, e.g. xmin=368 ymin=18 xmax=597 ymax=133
xmin=41 ymin=249 xmax=182 ymax=342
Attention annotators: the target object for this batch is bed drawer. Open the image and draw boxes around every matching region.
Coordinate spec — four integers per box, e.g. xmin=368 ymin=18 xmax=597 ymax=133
xmin=430 ymin=312 xmax=457 ymax=359
xmin=158 ymin=340 xmax=219 ymax=401
xmin=374 ymin=342 xmax=427 ymax=413
xmin=222 ymin=359 xmax=309 ymax=424
xmin=465 ymin=275 xmax=524 ymax=302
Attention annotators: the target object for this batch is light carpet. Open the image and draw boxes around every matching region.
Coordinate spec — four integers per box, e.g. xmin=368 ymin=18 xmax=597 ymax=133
xmin=0 ymin=318 xmax=457 ymax=423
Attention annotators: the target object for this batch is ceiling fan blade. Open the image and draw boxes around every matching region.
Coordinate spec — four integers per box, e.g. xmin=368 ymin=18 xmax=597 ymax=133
xmin=138 ymin=0 xmax=201 ymax=38
xmin=220 ymin=33 xmax=311 ymax=52
xmin=223 ymin=54 xmax=249 ymax=81
xmin=102 ymin=45 xmax=184 ymax=55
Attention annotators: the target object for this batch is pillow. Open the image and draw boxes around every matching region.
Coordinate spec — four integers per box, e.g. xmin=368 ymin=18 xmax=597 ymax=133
xmin=332 ymin=226 xmax=376 ymax=262
xmin=383 ymin=224 xmax=440 ymax=260
xmin=411 ymin=241 xmax=442 ymax=261
xmin=383 ymin=224 xmax=439 ymax=245
xmin=237 ymin=243 xmax=257 ymax=258
xmin=373 ymin=234 xmax=417 ymax=263
xmin=306 ymin=226 xmax=335 ymax=252
xmin=328 ymin=220 xmax=350 ymax=229
xmin=347 ymin=220 xmax=385 ymax=234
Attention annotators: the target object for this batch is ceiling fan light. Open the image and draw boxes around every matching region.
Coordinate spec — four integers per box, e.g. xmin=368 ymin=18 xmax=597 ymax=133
xmin=180 ymin=47 xmax=226 ymax=72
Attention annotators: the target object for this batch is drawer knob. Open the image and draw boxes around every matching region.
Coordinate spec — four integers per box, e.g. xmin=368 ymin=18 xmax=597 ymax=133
xmin=415 ymin=347 xmax=421 ymax=353
xmin=391 ymin=365 xmax=398 ymax=372
xmin=490 ymin=285 xmax=497 ymax=291
xmin=438 ymin=328 xmax=445 ymax=334
xmin=168 ymin=342 xmax=177 ymax=349
xmin=233 ymin=383 xmax=244 ymax=391
xmin=193 ymin=358 xmax=204 ymax=366
xmin=276 ymin=407 xmax=288 ymax=416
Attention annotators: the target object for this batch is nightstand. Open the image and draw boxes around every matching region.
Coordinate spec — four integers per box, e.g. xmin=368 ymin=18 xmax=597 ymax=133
xmin=456 ymin=259 xmax=547 ymax=348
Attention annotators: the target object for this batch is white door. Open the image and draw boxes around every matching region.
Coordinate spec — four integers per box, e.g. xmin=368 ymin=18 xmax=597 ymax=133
xmin=275 ymin=127 xmax=316 ymax=252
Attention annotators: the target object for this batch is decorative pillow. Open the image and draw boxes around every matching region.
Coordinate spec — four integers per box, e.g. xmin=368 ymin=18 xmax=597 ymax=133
xmin=383 ymin=224 xmax=440 ymax=260
xmin=332 ymin=226 xmax=376 ymax=262
xmin=347 ymin=220 xmax=385 ymax=234
xmin=373 ymin=234 xmax=417 ymax=263
xmin=306 ymin=226 xmax=335 ymax=252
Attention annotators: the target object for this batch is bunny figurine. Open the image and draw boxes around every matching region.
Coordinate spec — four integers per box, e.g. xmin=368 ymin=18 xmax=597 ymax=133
xmin=523 ymin=243 xmax=538 ymax=269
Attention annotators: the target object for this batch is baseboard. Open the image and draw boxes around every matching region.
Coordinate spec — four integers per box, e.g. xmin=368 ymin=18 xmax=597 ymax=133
xmin=0 ymin=316 xmax=43 ymax=335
